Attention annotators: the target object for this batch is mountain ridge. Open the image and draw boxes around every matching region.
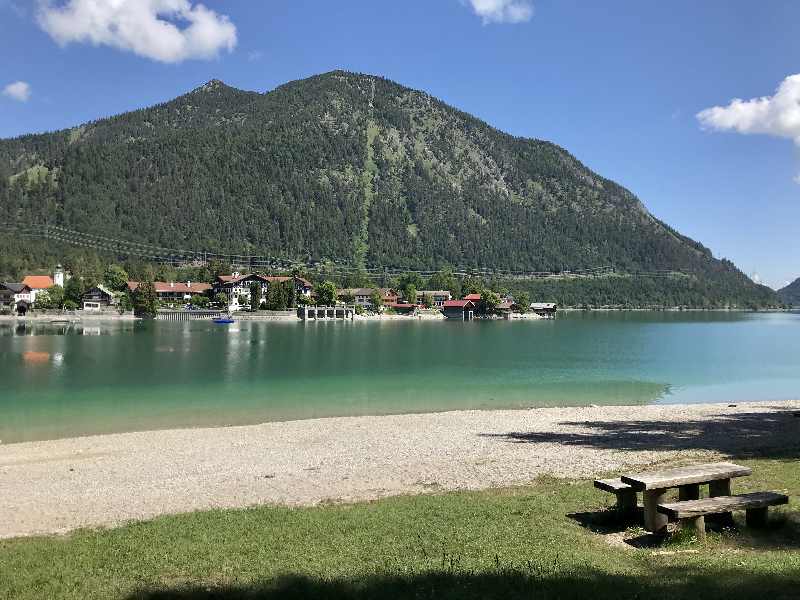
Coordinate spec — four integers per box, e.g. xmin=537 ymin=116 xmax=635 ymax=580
xmin=778 ymin=277 xmax=800 ymax=305
xmin=0 ymin=70 xmax=777 ymax=307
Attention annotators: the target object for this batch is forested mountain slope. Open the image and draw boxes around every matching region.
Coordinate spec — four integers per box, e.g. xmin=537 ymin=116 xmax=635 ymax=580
xmin=778 ymin=278 xmax=800 ymax=305
xmin=0 ymin=71 xmax=776 ymax=306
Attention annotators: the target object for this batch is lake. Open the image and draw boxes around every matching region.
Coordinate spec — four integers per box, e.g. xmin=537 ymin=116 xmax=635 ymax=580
xmin=1 ymin=312 xmax=799 ymax=443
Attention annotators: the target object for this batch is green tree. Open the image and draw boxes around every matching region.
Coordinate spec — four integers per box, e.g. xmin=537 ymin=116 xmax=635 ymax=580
xmin=35 ymin=285 xmax=64 ymax=309
xmin=404 ymin=284 xmax=417 ymax=305
xmin=103 ymin=264 xmax=129 ymax=292
xmin=462 ymin=276 xmax=484 ymax=296
xmin=64 ymin=278 xmax=84 ymax=306
xmin=193 ymin=295 xmax=210 ymax=308
xmin=369 ymin=289 xmax=383 ymax=312
xmin=315 ymin=281 xmax=337 ymax=306
xmin=283 ymin=280 xmax=297 ymax=309
xmin=482 ymin=290 xmax=501 ymax=313
xmin=514 ymin=291 xmax=530 ymax=313
xmin=265 ymin=282 xmax=289 ymax=310
xmin=133 ymin=272 xmax=159 ymax=318
xmin=422 ymin=293 xmax=433 ymax=309
xmin=214 ymin=292 xmax=229 ymax=308
xmin=249 ymin=282 xmax=262 ymax=310
xmin=117 ymin=292 xmax=133 ymax=314
xmin=427 ymin=268 xmax=460 ymax=298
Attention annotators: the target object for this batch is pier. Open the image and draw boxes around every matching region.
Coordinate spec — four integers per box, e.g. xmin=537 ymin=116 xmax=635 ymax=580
xmin=299 ymin=306 xmax=355 ymax=320
xmin=156 ymin=309 xmax=224 ymax=321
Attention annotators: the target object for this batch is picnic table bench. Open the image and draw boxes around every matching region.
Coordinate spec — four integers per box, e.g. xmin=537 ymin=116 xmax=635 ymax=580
xmin=593 ymin=462 xmax=790 ymax=536
xmin=620 ymin=462 xmax=752 ymax=533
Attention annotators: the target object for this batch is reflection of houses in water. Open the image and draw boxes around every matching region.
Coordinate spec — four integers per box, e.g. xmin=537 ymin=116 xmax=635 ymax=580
xmin=23 ymin=351 xmax=51 ymax=364
xmin=81 ymin=326 xmax=102 ymax=336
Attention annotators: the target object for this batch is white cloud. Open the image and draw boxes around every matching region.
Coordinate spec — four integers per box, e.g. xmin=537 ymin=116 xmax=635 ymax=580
xmin=36 ymin=0 xmax=237 ymax=64
xmin=794 ymin=173 xmax=800 ymax=185
xmin=465 ymin=0 xmax=534 ymax=24
xmin=3 ymin=81 xmax=31 ymax=102
xmin=697 ymin=74 xmax=800 ymax=145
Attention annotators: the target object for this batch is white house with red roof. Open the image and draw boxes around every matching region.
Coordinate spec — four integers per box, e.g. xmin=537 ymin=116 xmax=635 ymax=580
xmin=21 ymin=275 xmax=55 ymax=304
xmin=127 ymin=281 xmax=212 ymax=304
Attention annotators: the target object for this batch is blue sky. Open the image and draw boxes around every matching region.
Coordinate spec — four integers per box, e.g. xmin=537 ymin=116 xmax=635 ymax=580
xmin=1 ymin=0 xmax=798 ymax=288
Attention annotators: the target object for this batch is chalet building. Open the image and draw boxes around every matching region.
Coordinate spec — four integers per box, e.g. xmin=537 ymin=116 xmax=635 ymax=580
xmin=1 ymin=283 xmax=29 ymax=312
xmin=127 ymin=281 xmax=212 ymax=303
xmin=387 ymin=302 xmax=417 ymax=314
xmin=415 ymin=290 xmax=452 ymax=307
xmin=531 ymin=302 xmax=558 ymax=318
xmin=442 ymin=299 xmax=476 ymax=320
xmin=81 ymin=286 xmax=115 ymax=311
xmin=496 ymin=299 xmax=514 ymax=312
xmin=0 ymin=283 xmax=33 ymax=315
xmin=21 ymin=275 xmax=55 ymax=304
xmin=337 ymin=288 xmax=398 ymax=309
xmin=213 ymin=273 xmax=312 ymax=310
xmin=463 ymin=293 xmax=482 ymax=303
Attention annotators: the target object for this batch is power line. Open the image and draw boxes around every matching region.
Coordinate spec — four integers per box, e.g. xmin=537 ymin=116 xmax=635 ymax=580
xmin=3 ymin=222 xmax=694 ymax=280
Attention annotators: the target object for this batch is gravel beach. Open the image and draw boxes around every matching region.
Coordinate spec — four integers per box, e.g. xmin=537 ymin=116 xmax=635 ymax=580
xmin=1 ymin=400 xmax=798 ymax=539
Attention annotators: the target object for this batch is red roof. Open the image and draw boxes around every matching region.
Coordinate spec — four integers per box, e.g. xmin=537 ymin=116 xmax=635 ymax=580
xmin=22 ymin=275 xmax=54 ymax=290
xmin=388 ymin=302 xmax=415 ymax=309
xmin=444 ymin=300 xmax=474 ymax=308
xmin=464 ymin=293 xmax=481 ymax=301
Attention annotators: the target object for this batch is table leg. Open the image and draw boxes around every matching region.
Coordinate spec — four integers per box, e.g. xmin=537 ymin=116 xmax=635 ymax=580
xmin=616 ymin=489 xmax=638 ymax=520
xmin=643 ymin=488 xmax=668 ymax=534
xmin=708 ymin=478 xmax=734 ymax=526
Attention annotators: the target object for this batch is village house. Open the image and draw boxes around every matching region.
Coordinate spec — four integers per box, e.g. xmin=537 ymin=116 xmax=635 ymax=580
xmin=531 ymin=302 xmax=558 ymax=318
xmin=336 ymin=288 xmax=398 ymax=309
xmin=81 ymin=285 xmax=115 ymax=311
xmin=387 ymin=302 xmax=417 ymax=315
xmin=463 ymin=293 xmax=482 ymax=303
xmin=213 ymin=273 xmax=312 ymax=310
xmin=21 ymin=275 xmax=55 ymax=304
xmin=127 ymin=281 xmax=212 ymax=304
xmin=0 ymin=283 xmax=33 ymax=315
xmin=415 ymin=290 xmax=452 ymax=307
xmin=442 ymin=299 xmax=476 ymax=320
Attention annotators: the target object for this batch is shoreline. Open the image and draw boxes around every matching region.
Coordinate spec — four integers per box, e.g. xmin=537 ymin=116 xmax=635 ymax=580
xmin=1 ymin=400 xmax=798 ymax=539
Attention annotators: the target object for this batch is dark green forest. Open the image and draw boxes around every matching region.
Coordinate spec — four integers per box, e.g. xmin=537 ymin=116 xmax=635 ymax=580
xmin=0 ymin=71 xmax=778 ymax=307
xmin=777 ymin=278 xmax=800 ymax=306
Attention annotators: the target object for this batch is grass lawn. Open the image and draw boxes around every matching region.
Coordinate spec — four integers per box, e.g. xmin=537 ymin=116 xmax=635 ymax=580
xmin=2 ymin=456 xmax=799 ymax=600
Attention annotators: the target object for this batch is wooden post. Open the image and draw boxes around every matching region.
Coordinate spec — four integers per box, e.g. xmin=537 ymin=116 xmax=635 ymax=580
xmin=643 ymin=488 xmax=668 ymax=533
xmin=708 ymin=478 xmax=734 ymax=526
xmin=617 ymin=490 xmax=637 ymax=520
xmin=746 ymin=507 xmax=768 ymax=528
xmin=686 ymin=516 xmax=706 ymax=540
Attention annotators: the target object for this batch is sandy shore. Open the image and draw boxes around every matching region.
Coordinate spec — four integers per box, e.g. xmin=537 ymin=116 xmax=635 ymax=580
xmin=1 ymin=401 xmax=798 ymax=539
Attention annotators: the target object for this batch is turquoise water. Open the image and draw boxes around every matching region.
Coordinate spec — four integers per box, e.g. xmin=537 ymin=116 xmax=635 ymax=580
xmin=1 ymin=312 xmax=799 ymax=443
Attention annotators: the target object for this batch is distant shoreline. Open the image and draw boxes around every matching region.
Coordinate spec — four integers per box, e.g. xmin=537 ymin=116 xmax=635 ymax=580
xmin=2 ymin=399 xmax=798 ymax=539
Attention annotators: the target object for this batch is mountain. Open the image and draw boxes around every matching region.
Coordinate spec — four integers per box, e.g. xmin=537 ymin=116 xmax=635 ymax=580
xmin=778 ymin=278 xmax=800 ymax=305
xmin=0 ymin=71 xmax=777 ymax=307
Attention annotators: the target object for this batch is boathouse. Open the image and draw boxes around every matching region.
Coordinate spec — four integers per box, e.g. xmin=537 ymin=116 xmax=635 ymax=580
xmin=442 ymin=299 xmax=475 ymax=320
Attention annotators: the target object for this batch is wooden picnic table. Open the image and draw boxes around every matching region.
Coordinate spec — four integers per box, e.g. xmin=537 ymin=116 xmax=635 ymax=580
xmin=621 ymin=462 xmax=752 ymax=533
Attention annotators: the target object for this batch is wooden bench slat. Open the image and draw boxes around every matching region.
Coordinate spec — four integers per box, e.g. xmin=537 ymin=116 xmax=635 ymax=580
xmin=594 ymin=478 xmax=633 ymax=493
xmin=621 ymin=462 xmax=752 ymax=490
xmin=657 ymin=491 xmax=788 ymax=519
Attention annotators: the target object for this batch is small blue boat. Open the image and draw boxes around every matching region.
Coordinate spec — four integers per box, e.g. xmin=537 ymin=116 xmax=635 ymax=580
xmin=213 ymin=316 xmax=235 ymax=324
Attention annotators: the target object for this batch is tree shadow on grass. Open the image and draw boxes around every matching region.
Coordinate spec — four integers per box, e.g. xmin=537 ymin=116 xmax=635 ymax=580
xmin=125 ymin=566 xmax=800 ymax=600
xmin=479 ymin=409 xmax=800 ymax=460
